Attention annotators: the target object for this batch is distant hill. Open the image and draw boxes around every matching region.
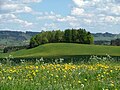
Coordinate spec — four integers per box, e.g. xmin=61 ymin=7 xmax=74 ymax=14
xmin=0 ymin=31 xmax=39 ymax=46
xmin=92 ymin=32 xmax=120 ymax=41
xmin=0 ymin=30 xmax=120 ymax=47
xmin=92 ymin=32 xmax=120 ymax=45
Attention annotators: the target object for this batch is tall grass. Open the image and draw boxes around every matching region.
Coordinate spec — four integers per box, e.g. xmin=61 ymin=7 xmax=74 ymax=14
xmin=0 ymin=55 xmax=120 ymax=90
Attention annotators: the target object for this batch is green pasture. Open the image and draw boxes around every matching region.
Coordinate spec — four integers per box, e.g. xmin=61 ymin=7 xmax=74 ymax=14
xmin=0 ymin=43 xmax=120 ymax=58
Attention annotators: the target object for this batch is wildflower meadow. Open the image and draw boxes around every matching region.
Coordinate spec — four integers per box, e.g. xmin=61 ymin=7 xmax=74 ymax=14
xmin=0 ymin=56 xmax=120 ymax=90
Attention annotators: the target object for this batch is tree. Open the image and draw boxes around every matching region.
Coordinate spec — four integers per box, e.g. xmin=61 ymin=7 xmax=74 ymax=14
xmin=64 ymin=29 xmax=72 ymax=43
xmin=87 ymin=32 xmax=94 ymax=44
xmin=111 ymin=38 xmax=120 ymax=46
xmin=55 ymin=30 xmax=64 ymax=42
xmin=29 ymin=28 xmax=94 ymax=48
xmin=30 ymin=36 xmax=39 ymax=48
xmin=71 ymin=29 xmax=78 ymax=43
xmin=41 ymin=37 xmax=48 ymax=44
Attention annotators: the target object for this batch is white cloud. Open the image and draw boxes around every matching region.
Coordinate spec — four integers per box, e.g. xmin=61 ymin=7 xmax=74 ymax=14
xmin=0 ymin=0 xmax=42 ymax=14
xmin=38 ymin=12 xmax=62 ymax=20
xmin=72 ymin=0 xmax=120 ymax=16
xmin=72 ymin=0 xmax=100 ymax=8
xmin=72 ymin=0 xmax=84 ymax=7
xmin=0 ymin=14 xmax=17 ymax=24
xmin=23 ymin=0 xmax=42 ymax=3
xmin=0 ymin=0 xmax=42 ymax=4
xmin=71 ymin=7 xmax=85 ymax=16
xmin=0 ymin=14 xmax=16 ymax=20
xmin=84 ymin=19 xmax=92 ymax=24
xmin=38 ymin=12 xmax=77 ymax=23
xmin=103 ymin=16 xmax=115 ymax=22
xmin=16 ymin=6 xmax=32 ymax=13
xmin=41 ymin=23 xmax=59 ymax=30
xmin=0 ymin=0 xmax=119 ymax=33
xmin=71 ymin=7 xmax=94 ymax=18
xmin=100 ymin=16 xmax=120 ymax=24
xmin=0 ymin=14 xmax=33 ymax=28
xmin=24 ymin=6 xmax=32 ymax=13
xmin=1 ymin=4 xmax=18 ymax=10
xmin=13 ymin=19 xmax=33 ymax=27
xmin=38 ymin=15 xmax=56 ymax=20
xmin=71 ymin=0 xmax=120 ymax=27
xmin=1 ymin=3 xmax=33 ymax=14
xmin=57 ymin=16 xmax=77 ymax=22
xmin=69 ymin=22 xmax=80 ymax=28
xmin=111 ymin=5 xmax=120 ymax=15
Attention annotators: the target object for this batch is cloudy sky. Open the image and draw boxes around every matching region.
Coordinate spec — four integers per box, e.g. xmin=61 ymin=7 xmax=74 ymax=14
xmin=0 ymin=0 xmax=120 ymax=33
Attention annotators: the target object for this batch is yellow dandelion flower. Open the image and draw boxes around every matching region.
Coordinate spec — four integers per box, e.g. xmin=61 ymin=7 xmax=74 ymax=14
xmin=56 ymin=75 xmax=59 ymax=78
xmin=50 ymin=74 xmax=53 ymax=76
xmin=2 ymin=77 xmax=5 ymax=79
xmin=111 ymin=83 xmax=114 ymax=87
xmin=25 ymin=79 xmax=28 ymax=81
xmin=33 ymin=72 xmax=36 ymax=76
xmin=36 ymin=66 xmax=38 ymax=69
xmin=78 ymin=80 xmax=81 ymax=84
xmin=47 ymin=71 xmax=49 ymax=73
xmin=31 ymin=79 xmax=33 ymax=81
xmin=98 ymin=74 xmax=100 ymax=77
xmin=36 ymin=70 xmax=38 ymax=72
xmin=8 ymin=76 xmax=12 ymax=80
xmin=110 ymin=70 xmax=113 ymax=73
xmin=103 ymin=72 xmax=106 ymax=74
xmin=63 ymin=75 xmax=66 ymax=78
xmin=84 ymin=79 xmax=87 ymax=82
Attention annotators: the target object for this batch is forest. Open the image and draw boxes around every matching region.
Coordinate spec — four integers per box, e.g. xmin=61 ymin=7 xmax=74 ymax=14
xmin=30 ymin=28 xmax=94 ymax=48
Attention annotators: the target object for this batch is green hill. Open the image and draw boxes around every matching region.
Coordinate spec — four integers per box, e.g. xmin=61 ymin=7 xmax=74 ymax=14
xmin=0 ymin=43 xmax=120 ymax=58
xmin=0 ymin=31 xmax=120 ymax=47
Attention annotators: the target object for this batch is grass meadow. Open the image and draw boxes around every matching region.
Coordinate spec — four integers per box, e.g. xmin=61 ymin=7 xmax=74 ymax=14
xmin=0 ymin=56 xmax=120 ymax=90
xmin=0 ymin=43 xmax=120 ymax=58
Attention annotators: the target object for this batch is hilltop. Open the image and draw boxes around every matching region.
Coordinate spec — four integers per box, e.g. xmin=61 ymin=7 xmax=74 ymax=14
xmin=0 ymin=30 xmax=120 ymax=53
xmin=0 ymin=43 xmax=120 ymax=58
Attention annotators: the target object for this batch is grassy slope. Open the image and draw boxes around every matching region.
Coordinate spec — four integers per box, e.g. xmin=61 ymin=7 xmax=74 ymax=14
xmin=0 ymin=43 xmax=120 ymax=58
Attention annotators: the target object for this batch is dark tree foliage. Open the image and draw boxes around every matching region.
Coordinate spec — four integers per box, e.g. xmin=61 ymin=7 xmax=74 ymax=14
xmin=30 ymin=36 xmax=39 ymax=48
xmin=29 ymin=28 xmax=94 ymax=48
xmin=64 ymin=29 xmax=72 ymax=43
xmin=94 ymin=40 xmax=110 ymax=45
xmin=3 ymin=45 xmax=29 ymax=53
xmin=111 ymin=38 xmax=120 ymax=46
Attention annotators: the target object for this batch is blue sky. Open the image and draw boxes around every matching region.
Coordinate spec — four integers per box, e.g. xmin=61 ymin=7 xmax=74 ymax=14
xmin=0 ymin=0 xmax=120 ymax=33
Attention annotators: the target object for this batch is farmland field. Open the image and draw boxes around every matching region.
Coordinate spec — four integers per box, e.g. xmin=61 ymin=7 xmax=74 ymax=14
xmin=0 ymin=43 xmax=120 ymax=58
xmin=0 ymin=56 xmax=120 ymax=90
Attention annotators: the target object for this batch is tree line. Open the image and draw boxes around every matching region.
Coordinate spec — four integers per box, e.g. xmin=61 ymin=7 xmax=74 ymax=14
xmin=30 ymin=28 xmax=94 ymax=48
xmin=3 ymin=45 xmax=29 ymax=53
xmin=111 ymin=38 xmax=120 ymax=46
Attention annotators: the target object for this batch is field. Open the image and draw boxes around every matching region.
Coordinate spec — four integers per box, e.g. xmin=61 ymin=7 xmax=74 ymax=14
xmin=0 ymin=43 xmax=120 ymax=90
xmin=0 ymin=49 xmax=3 ymax=53
xmin=0 ymin=43 xmax=120 ymax=58
xmin=0 ymin=56 xmax=120 ymax=90
xmin=0 ymin=46 xmax=4 ymax=53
